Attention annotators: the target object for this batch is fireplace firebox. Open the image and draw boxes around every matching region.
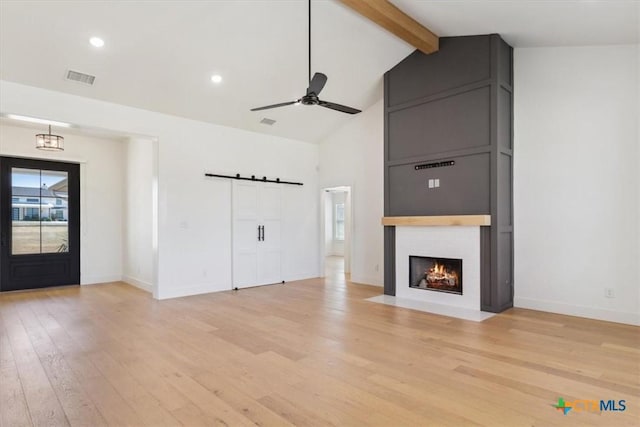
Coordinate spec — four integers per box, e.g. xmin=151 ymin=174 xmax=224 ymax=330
xmin=409 ymin=256 xmax=462 ymax=295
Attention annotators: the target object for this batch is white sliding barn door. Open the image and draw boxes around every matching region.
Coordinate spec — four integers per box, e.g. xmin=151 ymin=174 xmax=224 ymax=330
xmin=257 ymin=184 xmax=282 ymax=285
xmin=232 ymin=181 xmax=259 ymax=288
xmin=232 ymin=181 xmax=282 ymax=289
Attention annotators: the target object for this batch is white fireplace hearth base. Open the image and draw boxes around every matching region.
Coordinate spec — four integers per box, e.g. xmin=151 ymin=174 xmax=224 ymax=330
xmin=366 ymin=295 xmax=495 ymax=322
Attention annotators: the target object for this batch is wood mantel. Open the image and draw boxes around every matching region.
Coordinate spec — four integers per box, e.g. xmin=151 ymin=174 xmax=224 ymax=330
xmin=381 ymin=215 xmax=491 ymax=227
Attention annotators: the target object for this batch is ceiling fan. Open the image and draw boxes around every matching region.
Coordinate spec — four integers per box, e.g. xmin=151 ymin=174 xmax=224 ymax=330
xmin=250 ymin=0 xmax=361 ymax=115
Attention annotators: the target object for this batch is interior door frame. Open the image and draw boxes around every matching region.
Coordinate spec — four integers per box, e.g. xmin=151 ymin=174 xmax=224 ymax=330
xmin=0 ymin=156 xmax=81 ymax=291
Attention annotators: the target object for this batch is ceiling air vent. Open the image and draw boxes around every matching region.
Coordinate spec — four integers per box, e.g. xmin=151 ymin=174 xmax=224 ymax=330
xmin=260 ymin=118 xmax=276 ymax=126
xmin=66 ymin=70 xmax=96 ymax=85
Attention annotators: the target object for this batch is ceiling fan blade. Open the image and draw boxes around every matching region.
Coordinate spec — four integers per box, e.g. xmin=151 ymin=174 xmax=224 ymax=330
xmin=318 ymin=100 xmax=361 ymax=114
xmin=250 ymin=100 xmax=298 ymax=112
xmin=307 ymin=72 xmax=327 ymax=95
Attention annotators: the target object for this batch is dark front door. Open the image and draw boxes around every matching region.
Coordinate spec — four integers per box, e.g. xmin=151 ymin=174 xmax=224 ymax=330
xmin=0 ymin=157 xmax=80 ymax=291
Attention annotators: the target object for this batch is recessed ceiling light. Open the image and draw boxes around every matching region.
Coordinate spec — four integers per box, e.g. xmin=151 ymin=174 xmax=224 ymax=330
xmin=210 ymin=74 xmax=222 ymax=84
xmin=89 ymin=37 xmax=104 ymax=48
xmin=6 ymin=114 xmax=71 ymax=128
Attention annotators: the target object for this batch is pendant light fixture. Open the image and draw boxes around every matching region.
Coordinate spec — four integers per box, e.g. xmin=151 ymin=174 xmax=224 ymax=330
xmin=36 ymin=125 xmax=64 ymax=151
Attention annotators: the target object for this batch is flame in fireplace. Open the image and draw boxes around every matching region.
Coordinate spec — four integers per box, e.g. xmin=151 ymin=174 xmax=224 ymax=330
xmin=426 ymin=262 xmax=459 ymax=284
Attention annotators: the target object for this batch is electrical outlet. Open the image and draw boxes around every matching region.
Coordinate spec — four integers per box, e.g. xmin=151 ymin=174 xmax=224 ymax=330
xmin=434 ymin=178 xmax=440 ymax=188
xmin=375 ymin=264 xmax=379 ymax=272
xmin=604 ymin=288 xmax=615 ymax=298
xmin=428 ymin=179 xmax=434 ymax=188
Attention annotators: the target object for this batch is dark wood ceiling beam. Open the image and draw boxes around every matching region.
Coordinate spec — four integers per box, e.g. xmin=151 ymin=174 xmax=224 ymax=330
xmin=338 ymin=0 xmax=439 ymax=54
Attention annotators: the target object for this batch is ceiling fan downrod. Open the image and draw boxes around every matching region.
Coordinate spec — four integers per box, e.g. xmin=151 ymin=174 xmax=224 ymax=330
xmin=249 ymin=0 xmax=361 ymax=115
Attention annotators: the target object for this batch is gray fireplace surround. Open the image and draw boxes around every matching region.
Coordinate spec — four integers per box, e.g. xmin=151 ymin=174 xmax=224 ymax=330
xmin=383 ymin=34 xmax=514 ymax=313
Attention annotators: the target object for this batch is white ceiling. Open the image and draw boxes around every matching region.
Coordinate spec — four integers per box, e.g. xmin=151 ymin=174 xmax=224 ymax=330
xmin=391 ymin=0 xmax=639 ymax=47
xmin=1 ymin=1 xmax=638 ymax=143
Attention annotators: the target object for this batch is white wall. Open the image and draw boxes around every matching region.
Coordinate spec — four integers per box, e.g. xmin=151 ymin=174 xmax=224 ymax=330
xmin=0 ymin=81 xmax=320 ymax=299
xmin=514 ymin=44 xmax=639 ymax=325
xmin=319 ymin=98 xmax=384 ymax=286
xmin=0 ymin=123 xmax=125 ymax=285
xmin=123 ymin=137 xmax=154 ymax=292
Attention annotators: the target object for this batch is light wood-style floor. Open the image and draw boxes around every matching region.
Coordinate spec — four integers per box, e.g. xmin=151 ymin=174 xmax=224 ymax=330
xmin=1 ymin=268 xmax=638 ymax=426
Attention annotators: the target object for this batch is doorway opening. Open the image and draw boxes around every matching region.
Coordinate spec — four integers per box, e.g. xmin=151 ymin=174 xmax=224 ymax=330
xmin=321 ymin=186 xmax=351 ymax=284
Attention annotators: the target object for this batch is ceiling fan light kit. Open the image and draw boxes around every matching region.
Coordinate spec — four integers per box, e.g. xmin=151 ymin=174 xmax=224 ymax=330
xmin=251 ymin=0 xmax=361 ymax=115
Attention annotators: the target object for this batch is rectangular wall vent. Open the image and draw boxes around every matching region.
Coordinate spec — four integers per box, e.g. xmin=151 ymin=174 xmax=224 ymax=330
xmin=66 ymin=70 xmax=96 ymax=85
xmin=260 ymin=118 xmax=276 ymax=126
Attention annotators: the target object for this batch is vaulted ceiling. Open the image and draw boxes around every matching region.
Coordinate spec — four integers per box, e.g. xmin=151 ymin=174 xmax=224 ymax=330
xmin=1 ymin=1 xmax=637 ymax=143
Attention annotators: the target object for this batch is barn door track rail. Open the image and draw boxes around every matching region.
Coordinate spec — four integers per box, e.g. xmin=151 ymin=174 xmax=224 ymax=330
xmin=205 ymin=173 xmax=303 ymax=186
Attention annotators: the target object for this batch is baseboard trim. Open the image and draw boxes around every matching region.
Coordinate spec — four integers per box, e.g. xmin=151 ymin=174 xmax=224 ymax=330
xmin=283 ymin=273 xmax=319 ymax=282
xmin=350 ymin=275 xmax=383 ymax=287
xmin=514 ymin=296 xmax=640 ymax=326
xmin=122 ymin=275 xmax=153 ymax=293
xmin=81 ymin=275 xmax=122 ymax=286
xmin=156 ymin=283 xmax=218 ymax=300
xmin=157 ymin=272 xmax=322 ymax=300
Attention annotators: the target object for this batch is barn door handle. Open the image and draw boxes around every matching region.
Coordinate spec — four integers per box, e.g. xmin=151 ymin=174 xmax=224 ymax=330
xmin=262 ymin=225 xmax=265 ymax=241
xmin=257 ymin=225 xmax=261 ymax=241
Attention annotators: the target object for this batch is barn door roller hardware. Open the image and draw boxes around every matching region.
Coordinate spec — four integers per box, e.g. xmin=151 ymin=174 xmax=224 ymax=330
xmin=205 ymin=173 xmax=303 ymax=186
